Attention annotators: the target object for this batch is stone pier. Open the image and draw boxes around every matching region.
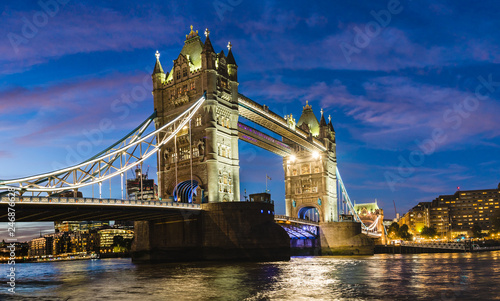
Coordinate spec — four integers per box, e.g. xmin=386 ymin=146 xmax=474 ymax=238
xmin=131 ymin=202 xmax=290 ymax=262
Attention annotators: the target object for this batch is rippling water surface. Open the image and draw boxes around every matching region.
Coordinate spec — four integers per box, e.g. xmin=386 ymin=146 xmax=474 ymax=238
xmin=1 ymin=251 xmax=500 ymax=300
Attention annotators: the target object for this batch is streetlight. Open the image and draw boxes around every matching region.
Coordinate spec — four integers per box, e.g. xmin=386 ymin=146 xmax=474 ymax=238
xmin=312 ymin=151 xmax=319 ymax=159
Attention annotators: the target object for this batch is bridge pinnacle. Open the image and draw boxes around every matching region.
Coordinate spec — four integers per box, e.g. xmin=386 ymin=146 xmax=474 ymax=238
xmin=227 ymin=41 xmax=232 ymax=51
xmin=205 ymin=28 xmax=210 ymax=38
xmin=155 ymin=50 xmax=160 ymax=61
xmin=328 ymin=115 xmax=331 ymax=123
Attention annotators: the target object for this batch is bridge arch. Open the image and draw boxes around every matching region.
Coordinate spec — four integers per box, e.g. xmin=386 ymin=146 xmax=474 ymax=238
xmin=173 ymin=180 xmax=199 ymax=203
xmin=297 ymin=205 xmax=321 ymax=222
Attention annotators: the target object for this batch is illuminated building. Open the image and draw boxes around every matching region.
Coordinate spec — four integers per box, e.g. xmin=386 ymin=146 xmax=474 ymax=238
xmin=399 ymin=183 xmax=500 ymax=238
xmin=398 ymin=202 xmax=431 ymax=235
xmin=98 ymin=229 xmax=134 ymax=253
xmin=431 ymin=183 xmax=500 ymax=238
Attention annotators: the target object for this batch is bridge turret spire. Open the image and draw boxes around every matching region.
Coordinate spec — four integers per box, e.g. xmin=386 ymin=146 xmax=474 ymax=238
xmin=319 ymin=108 xmax=327 ymax=126
xmin=152 ymin=50 xmax=164 ymax=75
xmin=226 ymin=41 xmax=238 ymax=81
xmin=328 ymin=114 xmax=335 ymax=132
xmin=152 ymin=50 xmax=166 ymax=91
xmin=201 ymin=28 xmax=216 ymax=70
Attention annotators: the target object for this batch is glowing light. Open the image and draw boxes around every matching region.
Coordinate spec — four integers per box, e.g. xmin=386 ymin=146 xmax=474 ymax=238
xmin=290 ymin=155 xmax=296 ymax=162
xmin=312 ymin=151 xmax=319 ymax=159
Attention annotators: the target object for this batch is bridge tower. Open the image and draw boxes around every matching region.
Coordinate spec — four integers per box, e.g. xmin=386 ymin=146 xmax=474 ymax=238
xmin=152 ymin=26 xmax=240 ymax=203
xmin=284 ymin=102 xmax=338 ymax=222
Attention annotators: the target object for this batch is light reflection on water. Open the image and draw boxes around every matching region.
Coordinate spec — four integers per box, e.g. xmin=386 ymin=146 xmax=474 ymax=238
xmin=1 ymin=251 xmax=499 ymax=300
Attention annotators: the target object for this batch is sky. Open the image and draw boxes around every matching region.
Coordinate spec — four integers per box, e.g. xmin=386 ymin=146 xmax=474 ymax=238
xmin=1 ymin=0 xmax=499 ymax=241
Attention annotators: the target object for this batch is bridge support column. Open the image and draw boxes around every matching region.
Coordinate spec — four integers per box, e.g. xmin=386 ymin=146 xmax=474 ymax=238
xmin=319 ymin=222 xmax=374 ymax=255
xmin=131 ymin=202 xmax=290 ymax=262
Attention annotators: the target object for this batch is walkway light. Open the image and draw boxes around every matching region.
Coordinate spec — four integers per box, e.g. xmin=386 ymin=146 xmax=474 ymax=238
xmin=289 ymin=155 xmax=296 ymax=162
xmin=312 ymin=151 xmax=319 ymax=159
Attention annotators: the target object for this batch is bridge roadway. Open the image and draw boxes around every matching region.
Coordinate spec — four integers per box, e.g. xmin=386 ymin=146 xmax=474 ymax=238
xmin=0 ymin=196 xmax=201 ymax=222
xmin=0 ymin=196 xmax=317 ymax=227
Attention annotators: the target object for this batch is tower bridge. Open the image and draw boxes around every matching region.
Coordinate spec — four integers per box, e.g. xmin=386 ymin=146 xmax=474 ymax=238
xmin=0 ymin=26 xmax=385 ymax=261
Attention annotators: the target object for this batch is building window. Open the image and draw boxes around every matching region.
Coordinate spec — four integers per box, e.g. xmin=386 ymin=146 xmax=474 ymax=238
xmin=176 ymin=71 xmax=181 ymax=80
xmin=195 ymin=115 xmax=202 ymax=127
xmin=182 ymin=67 xmax=188 ymax=77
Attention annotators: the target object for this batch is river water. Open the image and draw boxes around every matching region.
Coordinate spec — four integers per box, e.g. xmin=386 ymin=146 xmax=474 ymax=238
xmin=1 ymin=251 xmax=499 ymax=300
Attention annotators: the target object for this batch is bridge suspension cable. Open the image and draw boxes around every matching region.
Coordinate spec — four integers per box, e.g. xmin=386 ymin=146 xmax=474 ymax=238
xmin=0 ymin=93 xmax=206 ymax=195
xmin=336 ymin=167 xmax=368 ymax=231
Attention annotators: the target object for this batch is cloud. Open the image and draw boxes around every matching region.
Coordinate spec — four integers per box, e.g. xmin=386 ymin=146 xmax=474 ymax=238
xmin=242 ymin=75 xmax=500 ymax=151
xmin=0 ymin=72 xmax=153 ymax=147
xmin=0 ymin=4 xmax=186 ymax=74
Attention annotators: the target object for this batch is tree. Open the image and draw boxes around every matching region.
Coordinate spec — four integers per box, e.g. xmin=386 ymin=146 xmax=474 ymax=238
xmin=388 ymin=222 xmax=400 ymax=239
xmin=492 ymin=211 xmax=500 ymax=233
xmin=398 ymin=224 xmax=413 ymax=241
xmin=420 ymin=226 xmax=437 ymax=239
xmin=112 ymin=235 xmax=124 ymax=247
xmin=471 ymin=224 xmax=483 ymax=238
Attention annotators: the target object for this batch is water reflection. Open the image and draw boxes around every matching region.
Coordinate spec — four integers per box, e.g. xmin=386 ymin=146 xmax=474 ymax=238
xmin=1 ymin=251 xmax=499 ymax=300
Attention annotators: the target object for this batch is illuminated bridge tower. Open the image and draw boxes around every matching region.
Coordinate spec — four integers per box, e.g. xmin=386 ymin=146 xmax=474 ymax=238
xmin=284 ymin=102 xmax=338 ymax=222
xmin=152 ymin=26 xmax=240 ymax=203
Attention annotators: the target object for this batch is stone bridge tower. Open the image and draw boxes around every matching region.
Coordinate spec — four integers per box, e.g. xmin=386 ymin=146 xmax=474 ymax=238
xmin=283 ymin=102 xmax=338 ymax=222
xmin=152 ymin=26 xmax=240 ymax=203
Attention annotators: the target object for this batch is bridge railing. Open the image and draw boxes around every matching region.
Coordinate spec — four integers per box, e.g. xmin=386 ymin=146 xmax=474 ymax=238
xmin=0 ymin=196 xmax=201 ymax=209
xmin=401 ymin=241 xmax=466 ymax=250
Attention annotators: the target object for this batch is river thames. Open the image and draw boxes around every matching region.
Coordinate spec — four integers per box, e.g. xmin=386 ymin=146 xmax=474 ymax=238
xmin=2 ymin=251 xmax=500 ymax=300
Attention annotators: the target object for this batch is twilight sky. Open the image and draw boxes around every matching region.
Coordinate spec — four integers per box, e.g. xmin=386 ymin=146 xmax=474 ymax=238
xmin=1 ymin=0 xmax=500 ymax=241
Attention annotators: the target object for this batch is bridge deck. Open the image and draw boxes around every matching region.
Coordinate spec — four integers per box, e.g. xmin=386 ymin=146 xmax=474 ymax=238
xmin=0 ymin=196 xmax=201 ymax=222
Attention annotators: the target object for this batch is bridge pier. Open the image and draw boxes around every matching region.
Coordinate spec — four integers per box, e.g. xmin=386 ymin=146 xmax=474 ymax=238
xmin=319 ymin=222 xmax=374 ymax=255
xmin=131 ymin=202 xmax=290 ymax=262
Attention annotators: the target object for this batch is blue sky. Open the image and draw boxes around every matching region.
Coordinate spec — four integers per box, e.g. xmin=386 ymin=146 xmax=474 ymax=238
xmin=1 ymin=0 xmax=500 ymax=240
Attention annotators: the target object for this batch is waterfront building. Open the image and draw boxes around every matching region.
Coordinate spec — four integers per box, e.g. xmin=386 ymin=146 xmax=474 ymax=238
xmin=399 ymin=183 xmax=500 ymax=238
xmin=98 ymin=229 xmax=134 ymax=253
xmin=28 ymin=237 xmax=51 ymax=257
xmin=431 ymin=183 xmax=500 ymax=238
xmin=55 ymin=221 xmax=110 ymax=232
xmin=398 ymin=202 xmax=431 ymax=236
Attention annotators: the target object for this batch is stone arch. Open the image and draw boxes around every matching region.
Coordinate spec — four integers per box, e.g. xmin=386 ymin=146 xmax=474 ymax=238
xmin=167 ymin=174 xmax=204 ymax=197
xmin=297 ymin=204 xmax=323 ymax=222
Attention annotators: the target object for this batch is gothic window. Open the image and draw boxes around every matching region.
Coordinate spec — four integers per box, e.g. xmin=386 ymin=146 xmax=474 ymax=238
xmin=193 ymin=147 xmax=199 ymax=158
xmin=182 ymin=67 xmax=187 ymax=77
xmin=190 ymin=81 xmax=195 ymax=90
xmin=223 ymin=175 xmax=228 ymax=184
xmin=183 ymin=85 xmax=187 ymax=92
xmin=293 ymin=169 xmax=298 ymax=176
xmin=218 ymin=145 xmax=221 ymax=156
xmin=195 ymin=115 xmax=202 ymax=126
xmin=176 ymin=71 xmax=181 ymax=80
xmin=178 ymin=87 xmax=182 ymax=95
xmin=295 ymin=187 xmax=301 ymax=194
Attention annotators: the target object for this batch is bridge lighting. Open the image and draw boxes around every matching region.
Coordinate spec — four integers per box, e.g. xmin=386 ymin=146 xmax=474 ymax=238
xmin=312 ymin=151 xmax=319 ymax=159
xmin=289 ymin=155 xmax=296 ymax=162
